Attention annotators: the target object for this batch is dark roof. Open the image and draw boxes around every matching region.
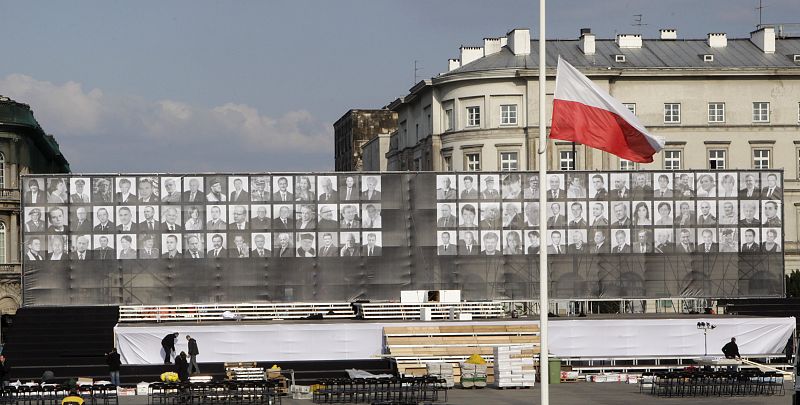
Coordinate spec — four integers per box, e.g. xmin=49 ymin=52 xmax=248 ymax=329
xmin=443 ymin=38 xmax=800 ymax=76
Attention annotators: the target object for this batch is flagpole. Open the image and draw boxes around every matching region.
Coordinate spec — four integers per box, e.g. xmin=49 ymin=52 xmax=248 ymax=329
xmin=537 ymin=0 xmax=550 ymax=404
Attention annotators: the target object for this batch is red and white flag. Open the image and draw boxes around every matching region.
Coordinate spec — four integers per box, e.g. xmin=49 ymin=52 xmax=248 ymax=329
xmin=550 ymin=57 xmax=664 ymax=163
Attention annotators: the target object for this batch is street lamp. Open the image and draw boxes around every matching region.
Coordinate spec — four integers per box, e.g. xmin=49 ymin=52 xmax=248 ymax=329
xmin=697 ymin=321 xmax=717 ymax=356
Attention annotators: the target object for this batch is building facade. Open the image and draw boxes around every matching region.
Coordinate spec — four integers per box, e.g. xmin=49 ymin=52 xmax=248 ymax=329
xmin=381 ymin=26 xmax=800 ymax=275
xmin=334 ymin=109 xmax=397 ymax=171
xmin=0 ymin=96 xmax=70 ymax=314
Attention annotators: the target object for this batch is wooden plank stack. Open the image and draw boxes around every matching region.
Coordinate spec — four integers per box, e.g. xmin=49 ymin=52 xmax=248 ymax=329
xmin=492 ymin=346 xmax=536 ymax=388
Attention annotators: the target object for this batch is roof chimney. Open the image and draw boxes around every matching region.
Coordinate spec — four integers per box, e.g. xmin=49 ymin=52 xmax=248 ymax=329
xmin=659 ymin=29 xmax=677 ymax=40
xmin=750 ymin=26 xmax=776 ymax=53
xmin=448 ymin=58 xmax=461 ymax=72
xmin=506 ymin=28 xmax=531 ymax=55
xmin=459 ymin=46 xmax=484 ymax=65
xmin=580 ymin=29 xmax=595 ymax=55
xmin=707 ymin=33 xmax=727 ymax=48
xmin=616 ymin=34 xmax=642 ymax=49
xmin=484 ymin=37 xmax=502 ymax=56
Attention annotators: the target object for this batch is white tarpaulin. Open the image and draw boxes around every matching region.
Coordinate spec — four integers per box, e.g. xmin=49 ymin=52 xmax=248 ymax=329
xmin=548 ymin=317 xmax=795 ymax=357
xmin=115 ymin=317 xmax=795 ymax=365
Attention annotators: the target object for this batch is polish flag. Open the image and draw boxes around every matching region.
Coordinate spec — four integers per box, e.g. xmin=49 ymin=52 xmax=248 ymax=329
xmin=550 ymin=57 xmax=664 ymax=163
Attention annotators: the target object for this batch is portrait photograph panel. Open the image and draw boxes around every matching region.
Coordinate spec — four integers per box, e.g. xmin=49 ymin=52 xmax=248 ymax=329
xmin=718 ymin=228 xmax=738 ymax=253
xmin=160 ymin=176 xmax=182 ymax=203
xmin=458 ymin=174 xmax=480 ymax=199
xmin=761 ymin=228 xmax=781 ymax=253
xmin=522 ymin=174 xmax=539 ymax=200
xmin=500 ymin=173 xmax=522 ymax=199
xmin=116 ymin=234 xmax=137 ymax=260
xmin=610 ymin=228 xmax=631 ymax=253
xmin=338 ymin=175 xmax=360 ymax=202
xmin=717 ymin=200 xmax=739 ymax=225
xmin=271 ymin=175 xmax=294 ymax=202
xmin=566 ymin=173 xmax=587 ymax=199
xmin=362 ymin=231 xmax=382 ymax=257
xmin=114 ymin=206 xmax=135 ymax=232
xmin=739 ymin=228 xmax=761 ymax=253
xmin=761 ymin=200 xmax=782 ymax=227
xmin=206 ymin=232 xmax=228 ymax=258
xmin=48 ymin=235 xmax=68 ymax=260
xmin=567 ymin=201 xmax=588 ymax=228
xmin=654 ymin=201 xmax=673 ymax=226
xmin=436 ymin=175 xmax=457 ymax=200
xmin=437 ymin=203 xmax=458 ymax=228
xmin=70 ymin=206 xmax=93 ymax=233
xmin=228 ymin=175 xmax=250 ymax=203
xmin=136 ymin=176 xmax=160 ymax=203
xmin=717 ymin=172 xmax=738 ymax=198
xmin=360 ymin=175 xmax=381 ymax=201
xmin=629 ymin=172 xmax=653 ymax=200
xmin=317 ymin=175 xmax=338 ymax=202
xmin=317 ymin=231 xmax=339 ymax=257
xmin=481 ymin=174 xmax=501 ymax=200
xmin=479 ymin=202 xmax=501 ymax=229
xmin=501 ymin=202 xmax=523 ymax=229
xmin=250 ymin=232 xmax=272 ymax=258
xmin=588 ymin=173 xmax=609 ymax=200
xmin=609 ymin=173 xmax=630 ymax=199
xmin=545 ymin=173 xmax=566 ymax=200
xmin=24 ymin=235 xmax=46 ymax=261
xmin=675 ymin=228 xmax=696 ymax=254
xmin=653 ymin=229 xmax=674 ymax=253
xmin=46 ymin=206 xmax=68 ymax=233
xmin=250 ymin=176 xmax=271 ymax=202
xmin=273 ymin=232 xmax=295 ymax=257
xmin=317 ymin=204 xmax=338 ymax=230
xmin=760 ymin=172 xmax=782 ymax=200
xmin=738 ymin=172 xmax=761 ymax=198
xmin=137 ymin=205 xmax=161 ymax=231
xmin=652 ymin=173 xmax=673 ymax=198
xmin=46 ymin=178 xmax=69 ymax=204
xmin=362 ymin=203 xmax=382 ymax=229
xmin=137 ymin=234 xmax=161 ymax=259
xmin=631 ymin=201 xmax=653 ymax=227
xmin=546 ymin=229 xmax=565 ymax=255
xmin=228 ymin=204 xmax=250 ymax=231
xmin=480 ymin=230 xmax=502 ymax=255
xmin=161 ymin=205 xmax=183 ymax=232
xmin=295 ymin=204 xmax=316 ymax=230
xmin=588 ymin=201 xmax=609 ymax=227
xmin=524 ymin=229 xmax=542 ymax=255
xmin=523 ymin=202 xmax=539 ymax=227
xmin=458 ymin=203 xmax=478 ymax=228
xmin=295 ymin=175 xmax=316 ymax=202
xmin=674 ymin=172 xmax=695 ymax=198
xmin=696 ymin=228 xmax=718 ymax=253
xmin=183 ymin=233 xmax=205 ymax=259
xmin=229 ymin=233 xmax=251 ymax=258
xmin=631 ymin=228 xmax=651 ymax=254
xmin=205 ymin=176 xmax=227 ymax=202
xmin=566 ymin=229 xmax=588 ymax=254
xmin=338 ymin=231 xmax=360 ymax=257
xmin=437 ymin=230 xmax=457 ymax=255
xmin=69 ymin=235 xmax=92 ymax=259
xmin=69 ymin=177 xmax=91 ymax=204
xmin=739 ymin=200 xmax=761 ymax=226
xmin=695 ymin=173 xmax=717 ymax=198
xmin=91 ymin=206 xmax=114 ymax=233
xmin=206 ymin=204 xmax=228 ymax=230
xmin=249 ymin=204 xmax=271 ymax=230
xmin=92 ymin=234 xmax=115 ymax=260
xmin=183 ymin=205 xmax=205 ymax=231
xmin=24 ymin=207 xmax=46 ymax=233
xmin=502 ymin=230 xmax=524 ymax=255
xmin=674 ymin=200 xmax=696 ymax=227
xmin=24 ymin=178 xmax=45 ymax=205
xmin=339 ymin=203 xmax=361 ymax=229
xmin=458 ymin=230 xmax=480 ymax=255
xmin=161 ymin=233 xmax=183 ymax=258
xmin=182 ymin=177 xmax=206 ymax=203
xmin=609 ymin=201 xmax=631 ymax=227
xmin=696 ymin=200 xmax=717 ymax=226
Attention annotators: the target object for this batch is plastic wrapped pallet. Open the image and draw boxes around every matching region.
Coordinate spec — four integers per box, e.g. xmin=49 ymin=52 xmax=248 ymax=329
xmin=459 ymin=362 xmax=488 ymax=388
xmin=493 ymin=346 xmax=535 ymax=388
xmin=426 ymin=362 xmax=455 ymax=388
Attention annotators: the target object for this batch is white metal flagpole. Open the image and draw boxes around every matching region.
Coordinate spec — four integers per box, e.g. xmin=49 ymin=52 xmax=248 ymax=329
xmin=537 ymin=0 xmax=550 ymax=404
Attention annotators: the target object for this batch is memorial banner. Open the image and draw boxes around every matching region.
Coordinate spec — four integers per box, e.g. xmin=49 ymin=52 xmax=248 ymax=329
xmin=21 ymin=170 xmax=784 ymax=305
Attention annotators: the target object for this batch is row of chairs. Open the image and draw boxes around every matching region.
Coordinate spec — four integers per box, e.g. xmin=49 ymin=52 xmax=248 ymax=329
xmin=148 ymin=381 xmax=281 ymax=405
xmin=312 ymin=377 xmax=448 ymax=404
xmin=0 ymin=384 xmax=118 ymax=405
xmin=642 ymin=370 xmax=785 ymax=397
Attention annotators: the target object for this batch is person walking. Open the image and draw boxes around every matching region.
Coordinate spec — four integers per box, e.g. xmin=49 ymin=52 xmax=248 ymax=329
xmin=161 ymin=332 xmax=179 ymax=365
xmin=186 ymin=335 xmax=200 ymax=374
xmin=105 ymin=348 xmax=121 ymax=386
xmin=175 ymin=352 xmax=190 ymax=382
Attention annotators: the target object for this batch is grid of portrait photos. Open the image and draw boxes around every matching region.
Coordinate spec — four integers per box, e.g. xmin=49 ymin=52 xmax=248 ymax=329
xmin=435 ymin=171 xmax=784 ymax=257
xmin=22 ymin=174 xmax=384 ymax=262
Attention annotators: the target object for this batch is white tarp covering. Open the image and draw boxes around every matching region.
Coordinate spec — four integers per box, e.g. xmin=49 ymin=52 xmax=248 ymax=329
xmin=115 ymin=317 xmax=795 ymax=365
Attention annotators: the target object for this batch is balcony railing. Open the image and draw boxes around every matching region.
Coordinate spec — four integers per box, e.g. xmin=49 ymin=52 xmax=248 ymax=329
xmin=0 ymin=263 xmax=20 ymax=274
xmin=0 ymin=189 xmax=20 ymax=201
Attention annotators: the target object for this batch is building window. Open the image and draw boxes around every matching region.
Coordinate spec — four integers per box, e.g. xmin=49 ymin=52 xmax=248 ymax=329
xmin=753 ymin=102 xmax=770 ymax=123
xmin=664 ymin=150 xmax=682 ymax=170
xmin=623 ymin=103 xmax=636 ymax=115
xmin=442 ymin=154 xmax=453 ymax=172
xmin=464 ymin=152 xmax=481 ymax=171
xmin=708 ymin=103 xmax=725 ymax=123
xmin=753 ymin=149 xmax=771 ymax=169
xmin=559 ymin=150 xmax=576 ymax=171
xmin=0 ymin=152 xmax=5 ymax=189
xmin=499 ymin=151 xmax=519 ymax=171
xmin=708 ymin=149 xmax=726 ymax=170
xmin=0 ymin=222 xmax=5 ymax=264
xmin=619 ymin=159 xmax=638 ymax=171
xmin=500 ymin=104 xmax=517 ymax=125
xmin=467 ymin=106 xmax=481 ymax=127
xmin=444 ymin=109 xmax=454 ymax=131
xmin=664 ymin=103 xmax=681 ymax=123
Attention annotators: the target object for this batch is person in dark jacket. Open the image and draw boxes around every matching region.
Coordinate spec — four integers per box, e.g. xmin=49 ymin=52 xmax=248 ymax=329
xmin=175 ymin=352 xmax=190 ymax=382
xmin=161 ymin=332 xmax=179 ymax=365
xmin=0 ymin=355 xmax=10 ymax=386
xmin=106 ymin=348 xmax=122 ymax=386
xmin=722 ymin=337 xmax=741 ymax=359
xmin=186 ymin=335 xmax=200 ymax=374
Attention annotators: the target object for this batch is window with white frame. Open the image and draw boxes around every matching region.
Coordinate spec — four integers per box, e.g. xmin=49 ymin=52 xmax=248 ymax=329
xmin=708 ymin=149 xmax=726 ymax=169
xmin=445 ymin=109 xmax=454 ymax=131
xmin=623 ymin=103 xmax=636 ymax=115
xmin=499 ymin=151 xmax=519 ymax=171
xmin=753 ymin=149 xmax=771 ymax=169
xmin=664 ymin=150 xmax=682 ymax=170
xmin=465 ymin=152 xmax=481 ymax=171
xmin=500 ymin=104 xmax=517 ymax=125
xmin=559 ymin=150 xmax=576 ymax=171
xmin=442 ymin=154 xmax=453 ymax=172
xmin=664 ymin=103 xmax=681 ymax=123
xmin=619 ymin=159 xmax=638 ymax=171
xmin=708 ymin=103 xmax=725 ymax=123
xmin=753 ymin=102 xmax=770 ymax=123
xmin=467 ymin=106 xmax=481 ymax=127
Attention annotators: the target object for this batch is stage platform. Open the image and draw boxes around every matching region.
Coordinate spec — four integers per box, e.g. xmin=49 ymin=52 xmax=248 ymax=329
xmin=115 ymin=315 xmax=795 ymax=365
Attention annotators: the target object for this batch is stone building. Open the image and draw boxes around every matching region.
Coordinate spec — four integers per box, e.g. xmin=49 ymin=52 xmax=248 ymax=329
xmin=334 ymin=109 xmax=397 ymax=171
xmin=374 ymin=26 xmax=800 ymax=274
xmin=0 ymin=96 xmax=70 ymax=313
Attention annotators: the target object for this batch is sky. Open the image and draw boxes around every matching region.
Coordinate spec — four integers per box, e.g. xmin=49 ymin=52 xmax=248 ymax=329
xmin=0 ymin=0 xmax=797 ymax=173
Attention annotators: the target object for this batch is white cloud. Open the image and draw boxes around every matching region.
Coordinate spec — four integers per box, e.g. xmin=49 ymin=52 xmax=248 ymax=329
xmin=0 ymin=74 xmax=333 ymax=171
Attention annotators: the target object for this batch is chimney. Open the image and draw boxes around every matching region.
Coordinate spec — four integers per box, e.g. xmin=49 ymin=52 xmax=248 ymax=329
xmin=659 ymin=29 xmax=677 ymax=40
xmin=580 ymin=28 xmax=595 ymax=55
xmin=448 ymin=58 xmax=461 ymax=72
xmin=459 ymin=46 xmax=484 ymax=66
xmin=750 ymin=26 xmax=776 ymax=53
xmin=616 ymin=34 xmax=642 ymax=49
xmin=707 ymin=33 xmax=727 ymax=48
xmin=506 ymin=28 xmax=531 ymax=55
xmin=484 ymin=37 xmax=502 ymax=56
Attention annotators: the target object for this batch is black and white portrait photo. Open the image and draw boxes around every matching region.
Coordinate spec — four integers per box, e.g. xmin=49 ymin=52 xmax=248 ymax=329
xmin=24 ymin=178 xmax=45 ymax=204
xmin=272 ymin=176 xmax=294 ymax=202
xmin=114 ymin=206 xmax=135 ymax=232
xmin=251 ymin=233 xmax=272 ymax=258
xmin=361 ymin=175 xmax=381 ymax=201
xmin=182 ymin=177 xmax=206 ymax=203
xmin=92 ymin=177 xmax=114 ymax=203
xmin=653 ymin=173 xmax=673 ymax=198
xmin=317 ymin=176 xmax=338 ymax=202
xmin=362 ymin=231 xmax=382 ymax=257
xmin=481 ymin=174 xmax=501 ymax=199
xmin=609 ymin=173 xmax=630 ymax=200
xmin=24 ymin=207 xmax=46 ymax=233
xmin=205 ymin=177 xmax=227 ymax=202
xmin=228 ymin=176 xmax=250 ymax=202
xmin=317 ymin=232 xmax=338 ymax=257
xmin=294 ymin=175 xmax=316 ymax=202
xmin=138 ymin=205 xmax=161 ymax=231
xmin=115 ymin=177 xmax=137 ymax=204
xmin=161 ymin=177 xmax=182 ymax=203
xmin=93 ymin=235 xmax=115 ymax=260
xmin=206 ymin=205 xmax=228 ymax=230
xmin=250 ymin=176 xmax=271 ymax=202
xmin=137 ymin=176 xmax=160 ymax=203
xmin=436 ymin=175 xmax=457 ymax=200
xmin=69 ymin=178 xmax=91 ymax=204
xmin=339 ymin=175 xmax=359 ymax=201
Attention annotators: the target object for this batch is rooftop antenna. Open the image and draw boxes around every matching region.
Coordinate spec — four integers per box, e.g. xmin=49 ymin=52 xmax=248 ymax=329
xmin=413 ymin=60 xmax=423 ymax=84
xmin=631 ymin=14 xmax=647 ymax=33
xmin=756 ymin=0 xmax=767 ymax=27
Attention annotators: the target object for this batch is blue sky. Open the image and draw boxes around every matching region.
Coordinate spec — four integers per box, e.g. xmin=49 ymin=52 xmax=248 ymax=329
xmin=0 ymin=0 xmax=796 ymax=172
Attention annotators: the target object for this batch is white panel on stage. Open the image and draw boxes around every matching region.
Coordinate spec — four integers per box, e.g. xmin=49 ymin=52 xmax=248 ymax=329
xmin=115 ymin=317 xmax=795 ymax=365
